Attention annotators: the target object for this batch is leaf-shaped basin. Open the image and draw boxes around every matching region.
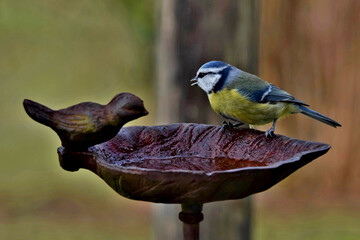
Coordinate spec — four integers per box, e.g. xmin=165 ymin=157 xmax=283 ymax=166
xmin=58 ymin=123 xmax=330 ymax=203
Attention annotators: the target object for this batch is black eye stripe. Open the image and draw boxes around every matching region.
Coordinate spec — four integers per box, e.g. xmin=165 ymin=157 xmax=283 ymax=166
xmin=198 ymin=72 xmax=206 ymax=78
xmin=198 ymin=72 xmax=218 ymax=78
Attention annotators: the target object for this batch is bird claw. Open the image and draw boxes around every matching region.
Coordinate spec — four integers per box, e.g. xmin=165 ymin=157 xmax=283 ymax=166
xmin=222 ymin=121 xmax=232 ymax=132
xmin=265 ymin=129 xmax=275 ymax=138
xmin=222 ymin=121 xmax=245 ymax=132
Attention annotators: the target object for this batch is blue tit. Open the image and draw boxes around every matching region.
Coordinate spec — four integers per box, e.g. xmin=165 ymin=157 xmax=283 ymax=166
xmin=191 ymin=61 xmax=341 ymax=137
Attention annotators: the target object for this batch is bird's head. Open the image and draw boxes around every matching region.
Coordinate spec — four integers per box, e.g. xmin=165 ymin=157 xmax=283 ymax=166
xmin=108 ymin=93 xmax=148 ymax=124
xmin=191 ymin=61 xmax=233 ymax=94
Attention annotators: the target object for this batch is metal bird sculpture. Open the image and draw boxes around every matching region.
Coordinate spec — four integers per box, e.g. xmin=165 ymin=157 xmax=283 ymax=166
xmin=23 ymin=93 xmax=148 ymax=151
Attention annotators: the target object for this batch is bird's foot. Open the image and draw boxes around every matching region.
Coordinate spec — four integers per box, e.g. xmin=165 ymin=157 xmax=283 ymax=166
xmin=265 ymin=119 xmax=277 ymax=138
xmin=222 ymin=121 xmax=244 ymax=132
xmin=222 ymin=121 xmax=233 ymax=132
xmin=265 ymin=129 xmax=275 ymax=138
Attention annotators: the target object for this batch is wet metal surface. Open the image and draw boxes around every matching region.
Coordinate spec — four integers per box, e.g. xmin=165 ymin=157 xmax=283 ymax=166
xmin=58 ymin=123 xmax=330 ymax=203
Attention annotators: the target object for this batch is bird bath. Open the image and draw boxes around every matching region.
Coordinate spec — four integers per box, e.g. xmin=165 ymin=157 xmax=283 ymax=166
xmin=57 ymin=123 xmax=330 ymax=240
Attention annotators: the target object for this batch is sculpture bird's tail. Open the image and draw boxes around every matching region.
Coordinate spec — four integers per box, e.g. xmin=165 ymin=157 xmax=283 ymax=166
xmin=23 ymin=99 xmax=55 ymax=128
xmin=298 ymin=105 xmax=341 ymax=128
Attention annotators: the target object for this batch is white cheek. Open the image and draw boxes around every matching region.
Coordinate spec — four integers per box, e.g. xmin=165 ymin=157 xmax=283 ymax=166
xmin=198 ymin=74 xmax=221 ymax=93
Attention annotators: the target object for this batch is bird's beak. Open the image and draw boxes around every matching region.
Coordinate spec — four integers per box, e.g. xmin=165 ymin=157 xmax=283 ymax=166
xmin=190 ymin=77 xmax=198 ymax=86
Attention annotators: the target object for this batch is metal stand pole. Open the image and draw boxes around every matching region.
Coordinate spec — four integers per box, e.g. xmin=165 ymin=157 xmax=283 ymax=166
xmin=179 ymin=203 xmax=204 ymax=240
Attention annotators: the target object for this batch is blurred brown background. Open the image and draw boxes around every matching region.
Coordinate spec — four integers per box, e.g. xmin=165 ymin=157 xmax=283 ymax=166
xmin=0 ymin=0 xmax=359 ymax=239
xmin=255 ymin=1 xmax=360 ymax=238
xmin=259 ymin=0 xmax=360 ymax=202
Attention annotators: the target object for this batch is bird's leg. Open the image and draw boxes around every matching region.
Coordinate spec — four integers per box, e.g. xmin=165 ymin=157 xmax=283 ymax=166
xmin=232 ymin=122 xmax=245 ymax=128
xmin=265 ymin=119 xmax=277 ymax=138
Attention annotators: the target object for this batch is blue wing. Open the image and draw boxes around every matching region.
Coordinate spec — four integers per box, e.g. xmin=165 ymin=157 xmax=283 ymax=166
xmin=233 ymin=72 xmax=309 ymax=106
xmin=261 ymin=84 xmax=309 ymax=106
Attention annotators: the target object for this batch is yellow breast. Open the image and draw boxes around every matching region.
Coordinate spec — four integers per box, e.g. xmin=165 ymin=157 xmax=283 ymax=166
xmin=208 ymin=88 xmax=296 ymax=125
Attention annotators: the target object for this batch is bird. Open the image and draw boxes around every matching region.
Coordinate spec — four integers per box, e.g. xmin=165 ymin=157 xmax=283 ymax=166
xmin=23 ymin=93 xmax=148 ymax=151
xmin=191 ymin=60 xmax=341 ymax=137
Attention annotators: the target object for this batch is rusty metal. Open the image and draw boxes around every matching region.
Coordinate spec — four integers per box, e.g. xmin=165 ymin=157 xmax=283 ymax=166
xmin=56 ymin=123 xmax=330 ymax=239
xmin=58 ymin=123 xmax=330 ymax=203
xmin=23 ymin=93 xmax=148 ymax=151
xmin=179 ymin=203 xmax=204 ymax=240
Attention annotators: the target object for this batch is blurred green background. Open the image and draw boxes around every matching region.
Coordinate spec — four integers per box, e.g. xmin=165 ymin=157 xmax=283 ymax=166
xmin=1 ymin=0 xmax=359 ymax=239
xmin=1 ymin=0 xmax=154 ymax=239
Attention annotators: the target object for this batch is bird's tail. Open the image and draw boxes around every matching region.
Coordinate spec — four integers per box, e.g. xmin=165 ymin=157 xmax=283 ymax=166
xmin=298 ymin=105 xmax=341 ymax=128
xmin=23 ymin=99 xmax=55 ymax=128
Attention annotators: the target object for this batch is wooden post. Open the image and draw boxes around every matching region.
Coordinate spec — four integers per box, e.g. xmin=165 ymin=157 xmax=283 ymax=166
xmin=154 ymin=0 xmax=260 ymax=239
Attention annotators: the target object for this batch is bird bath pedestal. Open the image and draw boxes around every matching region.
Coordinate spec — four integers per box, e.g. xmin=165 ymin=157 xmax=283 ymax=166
xmin=57 ymin=123 xmax=330 ymax=240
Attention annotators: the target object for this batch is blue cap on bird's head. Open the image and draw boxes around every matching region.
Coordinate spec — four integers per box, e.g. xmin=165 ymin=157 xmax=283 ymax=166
xmin=200 ymin=61 xmax=229 ymax=69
